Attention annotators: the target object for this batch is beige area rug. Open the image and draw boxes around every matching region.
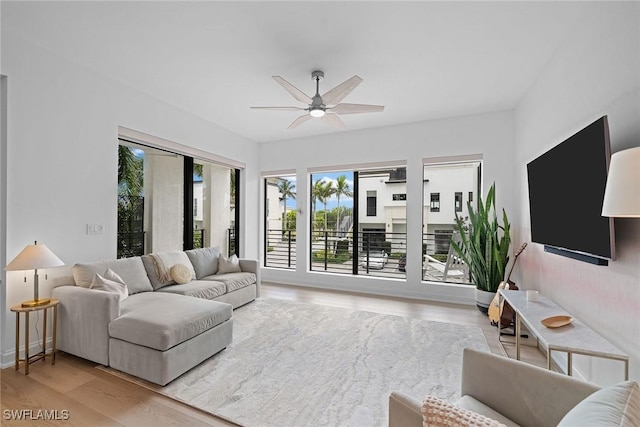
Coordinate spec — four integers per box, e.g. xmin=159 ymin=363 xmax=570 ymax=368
xmin=99 ymin=298 xmax=489 ymax=427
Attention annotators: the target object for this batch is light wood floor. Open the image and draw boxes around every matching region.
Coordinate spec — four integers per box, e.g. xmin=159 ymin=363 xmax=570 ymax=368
xmin=1 ymin=283 xmax=545 ymax=426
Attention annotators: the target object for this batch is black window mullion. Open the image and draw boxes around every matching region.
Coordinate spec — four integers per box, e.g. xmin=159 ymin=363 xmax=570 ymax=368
xmin=183 ymin=157 xmax=194 ymax=250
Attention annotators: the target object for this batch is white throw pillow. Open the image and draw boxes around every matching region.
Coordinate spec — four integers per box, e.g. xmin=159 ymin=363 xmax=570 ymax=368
xmin=421 ymin=395 xmax=506 ymax=427
xmin=218 ymin=254 xmax=241 ymax=274
xmin=558 ymin=380 xmax=640 ymax=427
xmin=170 ymin=264 xmax=192 ymax=284
xmin=90 ymin=269 xmax=128 ymax=301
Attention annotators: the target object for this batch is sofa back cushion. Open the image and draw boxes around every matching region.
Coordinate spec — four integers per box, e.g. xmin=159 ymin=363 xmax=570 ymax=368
xmin=185 ymin=246 xmax=220 ymax=279
xmin=142 ymin=251 xmax=196 ymax=290
xmin=73 ymin=257 xmax=153 ymax=294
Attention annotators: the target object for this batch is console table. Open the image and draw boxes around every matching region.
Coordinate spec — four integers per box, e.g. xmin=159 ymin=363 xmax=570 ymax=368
xmin=499 ymin=289 xmax=629 ymax=381
xmin=11 ymin=299 xmax=59 ymax=375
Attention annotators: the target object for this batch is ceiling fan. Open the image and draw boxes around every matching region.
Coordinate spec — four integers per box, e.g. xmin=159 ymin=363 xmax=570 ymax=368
xmin=250 ymin=71 xmax=384 ymax=129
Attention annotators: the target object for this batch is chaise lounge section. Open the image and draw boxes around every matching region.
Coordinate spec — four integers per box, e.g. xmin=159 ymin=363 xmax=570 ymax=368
xmin=52 ymin=246 xmax=259 ymax=385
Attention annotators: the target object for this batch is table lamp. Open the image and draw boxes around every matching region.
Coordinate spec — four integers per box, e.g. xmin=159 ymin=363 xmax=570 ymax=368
xmin=5 ymin=241 xmax=65 ymax=307
xmin=602 ymin=147 xmax=640 ymax=218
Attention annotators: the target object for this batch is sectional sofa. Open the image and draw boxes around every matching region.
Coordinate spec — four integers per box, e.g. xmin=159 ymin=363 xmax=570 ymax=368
xmin=52 ymin=246 xmax=259 ymax=385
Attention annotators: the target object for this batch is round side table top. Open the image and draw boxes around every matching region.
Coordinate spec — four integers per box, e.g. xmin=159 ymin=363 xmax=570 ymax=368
xmin=11 ymin=299 xmax=60 ymax=313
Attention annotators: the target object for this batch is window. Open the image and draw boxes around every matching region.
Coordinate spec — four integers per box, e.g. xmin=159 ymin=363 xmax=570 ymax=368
xmin=117 ymin=140 xmax=240 ymax=257
xmin=308 ymin=165 xmax=406 ymax=280
xmin=366 ymin=191 xmax=377 ymax=216
xmin=263 ymin=175 xmax=297 ymax=269
xmin=423 ymin=159 xmax=481 ymax=285
xmin=430 ymin=193 xmax=440 ymax=212
xmin=455 ymin=192 xmax=463 ymax=212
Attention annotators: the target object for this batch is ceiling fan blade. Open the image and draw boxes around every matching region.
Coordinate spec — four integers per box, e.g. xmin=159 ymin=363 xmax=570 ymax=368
xmin=273 ymin=76 xmax=313 ymax=104
xmin=250 ymin=106 xmax=306 ymax=111
xmin=288 ymin=114 xmax=313 ymax=129
xmin=321 ymin=113 xmax=346 ymax=130
xmin=321 ymin=75 xmax=363 ymax=106
xmin=330 ymin=103 xmax=385 ymax=115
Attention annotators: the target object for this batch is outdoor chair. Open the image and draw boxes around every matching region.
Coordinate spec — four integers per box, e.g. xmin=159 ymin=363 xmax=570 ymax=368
xmin=423 ymin=233 xmax=469 ymax=282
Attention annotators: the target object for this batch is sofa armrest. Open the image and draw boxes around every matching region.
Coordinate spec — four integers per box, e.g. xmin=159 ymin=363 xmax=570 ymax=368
xmin=239 ymin=258 xmax=261 ymax=297
xmin=389 ymin=391 xmax=422 ymax=427
xmin=461 ymin=348 xmax=600 ymax=427
xmin=52 ymin=285 xmax=121 ymax=366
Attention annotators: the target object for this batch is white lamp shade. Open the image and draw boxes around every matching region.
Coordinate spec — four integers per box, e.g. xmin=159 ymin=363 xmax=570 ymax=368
xmin=602 ymin=147 xmax=640 ymax=217
xmin=5 ymin=242 xmax=65 ymax=271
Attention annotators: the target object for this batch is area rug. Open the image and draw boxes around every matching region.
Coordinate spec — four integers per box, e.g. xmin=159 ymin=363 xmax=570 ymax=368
xmin=100 ymin=298 xmax=489 ymax=426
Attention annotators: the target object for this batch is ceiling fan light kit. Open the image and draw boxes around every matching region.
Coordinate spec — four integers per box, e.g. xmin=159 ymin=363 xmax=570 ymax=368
xmin=251 ymin=70 xmax=384 ymax=129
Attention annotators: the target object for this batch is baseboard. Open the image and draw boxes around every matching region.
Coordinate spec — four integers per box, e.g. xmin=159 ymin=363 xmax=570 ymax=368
xmin=1 ymin=337 xmax=55 ymax=369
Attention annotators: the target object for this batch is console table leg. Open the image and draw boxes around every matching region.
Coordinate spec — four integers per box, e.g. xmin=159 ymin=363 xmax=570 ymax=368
xmin=547 ymin=348 xmax=552 ymax=370
xmin=42 ymin=307 xmax=47 ymax=362
xmin=515 ymin=312 xmax=521 ymax=361
xmin=567 ymin=352 xmax=573 ymax=376
xmin=14 ymin=312 xmax=19 ymax=370
xmin=24 ymin=312 xmax=30 ymax=375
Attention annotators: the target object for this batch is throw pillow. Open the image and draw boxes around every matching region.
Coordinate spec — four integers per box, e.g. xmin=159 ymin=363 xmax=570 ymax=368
xmin=170 ymin=264 xmax=192 ymax=285
xmin=421 ymin=395 xmax=506 ymax=427
xmin=218 ymin=254 xmax=242 ymax=274
xmin=185 ymin=246 xmax=221 ymax=278
xmin=90 ymin=270 xmax=128 ymax=301
xmin=558 ymin=380 xmax=640 ymax=427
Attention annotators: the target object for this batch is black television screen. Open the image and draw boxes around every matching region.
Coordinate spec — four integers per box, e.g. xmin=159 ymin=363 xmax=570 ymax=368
xmin=527 ymin=116 xmax=615 ymax=263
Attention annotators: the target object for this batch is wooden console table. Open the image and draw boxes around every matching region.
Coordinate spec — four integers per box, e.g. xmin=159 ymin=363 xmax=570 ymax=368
xmin=11 ymin=299 xmax=59 ymax=375
xmin=499 ymin=289 xmax=629 ymax=381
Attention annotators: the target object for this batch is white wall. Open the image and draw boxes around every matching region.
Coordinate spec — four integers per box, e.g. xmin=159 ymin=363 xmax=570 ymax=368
xmin=514 ymin=2 xmax=640 ymax=384
xmin=0 ymin=33 xmax=260 ymax=366
xmin=259 ymin=111 xmax=515 ymax=304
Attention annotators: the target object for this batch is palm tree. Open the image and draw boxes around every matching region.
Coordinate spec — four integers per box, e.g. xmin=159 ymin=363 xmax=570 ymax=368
xmin=334 ymin=175 xmax=352 ymax=231
xmin=316 ymin=180 xmax=335 ymax=230
xmin=278 ymin=179 xmax=296 ymax=232
xmin=118 ymin=145 xmax=143 ymax=199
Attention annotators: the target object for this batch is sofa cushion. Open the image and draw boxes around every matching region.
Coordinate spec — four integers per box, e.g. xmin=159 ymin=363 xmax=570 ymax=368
xmin=558 ymin=380 xmax=640 ymax=427
xmin=109 ymin=292 xmax=232 ymax=351
xmin=201 ymin=272 xmax=256 ymax=292
xmin=185 ymin=246 xmax=220 ymax=279
xmin=142 ymin=251 xmax=196 ymax=290
xmin=422 ymin=395 xmax=507 ymax=427
xmin=73 ymin=257 xmax=153 ymax=294
xmin=218 ymin=254 xmax=241 ymax=274
xmin=157 ymin=280 xmax=227 ymax=300
xmin=90 ymin=269 xmax=129 ymax=302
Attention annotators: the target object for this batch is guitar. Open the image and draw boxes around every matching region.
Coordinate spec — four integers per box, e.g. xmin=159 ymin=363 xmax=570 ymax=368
xmin=488 ymin=243 xmax=528 ymax=327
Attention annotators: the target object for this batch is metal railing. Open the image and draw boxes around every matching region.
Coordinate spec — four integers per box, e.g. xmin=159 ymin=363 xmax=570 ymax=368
xmin=265 ymin=229 xmax=296 ymax=269
xmin=193 ymin=228 xmax=206 ymax=249
xmin=265 ymin=228 xmax=471 ymax=285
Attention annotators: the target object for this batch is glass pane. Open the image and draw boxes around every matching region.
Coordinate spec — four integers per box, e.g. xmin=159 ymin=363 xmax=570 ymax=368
xmin=422 ymin=161 xmax=480 ymax=284
xmin=264 ymin=176 xmax=297 ymax=269
xmin=195 ymin=161 xmax=237 ymax=256
xmin=310 ymin=171 xmax=354 ymax=275
xmin=358 ymin=168 xmax=406 ymax=279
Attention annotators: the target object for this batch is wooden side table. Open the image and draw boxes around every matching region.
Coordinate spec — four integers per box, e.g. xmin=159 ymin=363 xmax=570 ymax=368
xmin=10 ymin=299 xmax=60 ymax=375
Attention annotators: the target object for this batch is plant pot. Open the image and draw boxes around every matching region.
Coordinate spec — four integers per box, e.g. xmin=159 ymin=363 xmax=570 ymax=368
xmin=475 ymin=288 xmax=495 ymax=314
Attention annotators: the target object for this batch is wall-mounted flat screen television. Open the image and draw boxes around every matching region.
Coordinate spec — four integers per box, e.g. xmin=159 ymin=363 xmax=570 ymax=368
xmin=527 ymin=116 xmax=615 ymax=265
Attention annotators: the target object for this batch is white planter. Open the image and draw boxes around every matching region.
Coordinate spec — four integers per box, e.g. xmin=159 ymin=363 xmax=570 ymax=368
xmin=475 ymin=289 xmax=495 ymax=314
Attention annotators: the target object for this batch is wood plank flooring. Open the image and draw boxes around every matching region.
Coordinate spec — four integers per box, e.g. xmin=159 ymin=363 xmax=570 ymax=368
xmin=1 ymin=282 xmax=545 ymax=426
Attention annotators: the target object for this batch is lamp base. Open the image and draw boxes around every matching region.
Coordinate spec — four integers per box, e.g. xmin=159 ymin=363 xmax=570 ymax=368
xmin=21 ymin=298 xmax=51 ymax=308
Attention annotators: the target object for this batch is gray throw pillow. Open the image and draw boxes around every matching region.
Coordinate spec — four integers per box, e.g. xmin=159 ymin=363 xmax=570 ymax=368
xmin=558 ymin=380 xmax=640 ymax=426
xmin=218 ymin=254 xmax=242 ymax=274
xmin=186 ymin=246 xmax=220 ymax=279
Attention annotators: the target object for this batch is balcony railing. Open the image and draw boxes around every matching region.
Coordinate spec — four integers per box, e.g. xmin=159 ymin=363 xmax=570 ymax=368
xmin=193 ymin=228 xmax=206 ymax=249
xmin=264 ymin=228 xmax=471 ymax=285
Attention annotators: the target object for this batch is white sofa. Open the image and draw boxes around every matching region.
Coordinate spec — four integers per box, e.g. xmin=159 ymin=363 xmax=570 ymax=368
xmin=52 ymin=246 xmax=260 ymax=385
xmin=390 ymin=348 xmax=639 ymax=427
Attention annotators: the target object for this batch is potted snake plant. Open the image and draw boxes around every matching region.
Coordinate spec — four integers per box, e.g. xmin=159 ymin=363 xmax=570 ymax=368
xmin=450 ymin=183 xmax=511 ymax=313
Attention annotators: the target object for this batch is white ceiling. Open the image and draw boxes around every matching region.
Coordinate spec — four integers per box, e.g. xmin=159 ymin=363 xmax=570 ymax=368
xmin=3 ymin=1 xmax=598 ymax=143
